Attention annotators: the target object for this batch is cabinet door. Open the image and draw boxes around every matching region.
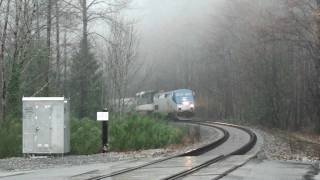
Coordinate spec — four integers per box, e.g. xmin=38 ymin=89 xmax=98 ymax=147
xmin=23 ymin=106 xmax=35 ymax=153
xmin=34 ymin=104 xmax=52 ymax=153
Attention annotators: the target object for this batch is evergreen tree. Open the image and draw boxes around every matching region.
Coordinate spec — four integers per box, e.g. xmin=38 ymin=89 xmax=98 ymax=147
xmin=69 ymin=40 xmax=102 ymax=119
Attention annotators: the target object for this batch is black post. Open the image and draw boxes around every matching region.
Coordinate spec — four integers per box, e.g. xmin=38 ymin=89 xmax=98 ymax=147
xmin=102 ymin=109 xmax=108 ymax=153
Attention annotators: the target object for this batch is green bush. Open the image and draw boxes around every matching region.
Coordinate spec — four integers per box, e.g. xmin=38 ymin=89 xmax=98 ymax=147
xmin=0 ymin=114 xmax=185 ymax=158
xmin=0 ymin=119 xmax=22 ymax=158
xmin=71 ymin=114 xmax=185 ymax=153
xmin=70 ymin=117 xmax=101 ymax=155
xmin=109 ymin=114 xmax=185 ymax=151
xmin=71 ymin=114 xmax=186 ymax=154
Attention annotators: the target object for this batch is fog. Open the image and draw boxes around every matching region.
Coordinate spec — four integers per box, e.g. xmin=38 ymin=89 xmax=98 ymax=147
xmin=0 ymin=0 xmax=319 ymax=146
xmin=56 ymin=0 xmax=320 ymax=151
xmin=126 ymin=0 xmax=224 ymax=90
xmin=94 ymin=0 xmax=320 ymax=129
xmin=132 ymin=0 xmax=221 ymax=53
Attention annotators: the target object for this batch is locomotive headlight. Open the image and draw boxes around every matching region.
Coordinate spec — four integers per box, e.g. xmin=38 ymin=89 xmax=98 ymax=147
xmin=182 ymin=101 xmax=189 ymax=106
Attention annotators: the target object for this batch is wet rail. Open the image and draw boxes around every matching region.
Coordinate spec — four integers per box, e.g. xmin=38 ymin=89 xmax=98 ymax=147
xmin=80 ymin=120 xmax=256 ymax=180
xmin=163 ymin=121 xmax=257 ymax=180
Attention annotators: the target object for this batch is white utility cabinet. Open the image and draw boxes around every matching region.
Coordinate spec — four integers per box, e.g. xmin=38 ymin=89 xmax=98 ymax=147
xmin=22 ymin=97 xmax=70 ymax=155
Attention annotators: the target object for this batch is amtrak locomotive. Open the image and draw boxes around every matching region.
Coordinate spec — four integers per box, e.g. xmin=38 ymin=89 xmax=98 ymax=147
xmin=135 ymin=89 xmax=195 ymax=117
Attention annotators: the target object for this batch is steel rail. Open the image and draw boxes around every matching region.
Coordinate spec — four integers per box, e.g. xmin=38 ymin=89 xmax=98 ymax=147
xmin=84 ymin=121 xmax=229 ymax=180
xmin=163 ymin=121 xmax=257 ymax=180
xmin=177 ymin=121 xmax=230 ymax=156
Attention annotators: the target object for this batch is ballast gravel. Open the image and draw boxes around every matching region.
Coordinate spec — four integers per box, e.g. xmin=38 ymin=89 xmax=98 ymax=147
xmin=0 ymin=123 xmax=220 ymax=172
xmin=254 ymin=128 xmax=320 ymax=163
xmin=0 ymin=150 xmax=171 ymax=171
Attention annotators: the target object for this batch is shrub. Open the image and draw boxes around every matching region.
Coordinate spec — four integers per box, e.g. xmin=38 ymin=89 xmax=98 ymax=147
xmin=0 ymin=119 xmax=22 ymax=158
xmin=0 ymin=114 xmax=186 ymax=157
xmin=70 ymin=117 xmax=101 ymax=155
xmin=70 ymin=114 xmax=185 ymax=154
xmin=109 ymin=114 xmax=185 ymax=151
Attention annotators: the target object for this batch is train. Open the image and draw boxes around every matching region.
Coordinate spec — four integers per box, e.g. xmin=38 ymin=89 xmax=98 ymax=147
xmin=135 ymin=89 xmax=195 ymax=117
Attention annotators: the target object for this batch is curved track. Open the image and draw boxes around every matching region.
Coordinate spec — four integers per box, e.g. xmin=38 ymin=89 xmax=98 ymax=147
xmin=77 ymin=120 xmax=257 ymax=180
xmin=164 ymin=121 xmax=257 ymax=179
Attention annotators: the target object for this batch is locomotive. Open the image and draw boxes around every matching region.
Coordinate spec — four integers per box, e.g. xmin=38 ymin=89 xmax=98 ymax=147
xmin=135 ymin=89 xmax=195 ymax=117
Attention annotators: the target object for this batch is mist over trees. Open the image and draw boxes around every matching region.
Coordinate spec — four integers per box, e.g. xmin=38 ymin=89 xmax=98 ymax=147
xmin=198 ymin=0 xmax=320 ymax=131
xmin=1 ymin=0 xmax=320 ymax=133
xmin=103 ymin=16 xmax=139 ymax=115
xmin=0 ymin=0 xmax=136 ymax=121
xmin=197 ymin=0 xmax=317 ymax=129
xmin=133 ymin=0 xmax=320 ymax=132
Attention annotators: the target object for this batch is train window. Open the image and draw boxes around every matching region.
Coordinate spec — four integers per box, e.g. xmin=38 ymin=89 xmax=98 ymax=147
xmin=175 ymin=92 xmax=192 ymax=97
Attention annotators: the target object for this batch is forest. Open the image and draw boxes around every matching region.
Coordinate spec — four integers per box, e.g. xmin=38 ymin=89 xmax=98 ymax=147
xmin=0 ymin=0 xmax=320 ymax=133
xmin=0 ymin=0 xmax=138 ymax=120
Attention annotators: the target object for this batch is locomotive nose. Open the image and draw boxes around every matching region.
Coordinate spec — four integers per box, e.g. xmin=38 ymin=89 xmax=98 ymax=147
xmin=182 ymin=101 xmax=190 ymax=106
xmin=178 ymin=101 xmax=195 ymax=111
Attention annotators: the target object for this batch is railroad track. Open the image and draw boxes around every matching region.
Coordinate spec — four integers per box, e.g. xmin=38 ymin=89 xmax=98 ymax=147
xmin=73 ymin=120 xmax=257 ymax=180
xmin=164 ymin=121 xmax=257 ymax=180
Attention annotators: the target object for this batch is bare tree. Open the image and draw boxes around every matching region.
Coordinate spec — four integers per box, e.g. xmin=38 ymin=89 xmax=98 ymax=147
xmin=105 ymin=17 xmax=139 ymax=116
xmin=55 ymin=0 xmax=61 ymax=94
xmin=0 ymin=0 xmax=11 ymax=122
xmin=313 ymin=0 xmax=320 ymax=130
xmin=45 ymin=0 xmax=52 ymax=96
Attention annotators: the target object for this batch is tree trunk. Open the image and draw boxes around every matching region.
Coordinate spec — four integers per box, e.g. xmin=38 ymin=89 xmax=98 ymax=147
xmin=314 ymin=1 xmax=320 ymax=131
xmin=63 ymin=30 xmax=67 ymax=96
xmin=79 ymin=0 xmax=88 ymax=118
xmin=55 ymin=0 xmax=61 ymax=95
xmin=36 ymin=0 xmax=40 ymax=41
xmin=0 ymin=0 xmax=11 ymax=122
xmin=82 ymin=0 xmax=88 ymax=51
xmin=45 ymin=0 xmax=52 ymax=96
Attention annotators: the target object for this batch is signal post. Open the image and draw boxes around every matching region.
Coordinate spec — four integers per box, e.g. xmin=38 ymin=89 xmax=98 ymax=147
xmin=97 ymin=108 xmax=109 ymax=153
